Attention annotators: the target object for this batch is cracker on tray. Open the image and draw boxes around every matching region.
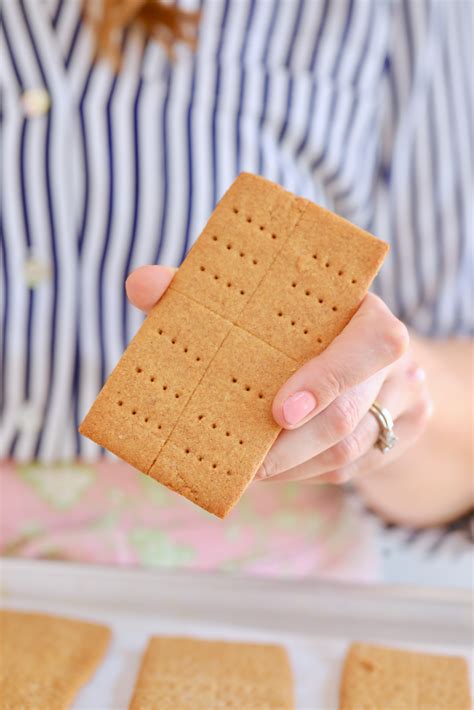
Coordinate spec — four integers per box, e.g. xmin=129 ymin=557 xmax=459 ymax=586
xmin=0 ymin=609 xmax=111 ymax=710
xmin=340 ymin=642 xmax=472 ymax=710
xmin=129 ymin=635 xmax=294 ymax=709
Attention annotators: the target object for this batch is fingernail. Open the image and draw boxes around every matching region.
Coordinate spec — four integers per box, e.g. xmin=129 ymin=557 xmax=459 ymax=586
xmin=407 ymin=365 xmax=426 ymax=383
xmin=282 ymin=391 xmax=316 ymax=425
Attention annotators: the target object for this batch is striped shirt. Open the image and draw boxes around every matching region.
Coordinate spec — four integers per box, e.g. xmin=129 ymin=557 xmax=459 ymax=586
xmin=1 ymin=0 xmax=473 ymax=462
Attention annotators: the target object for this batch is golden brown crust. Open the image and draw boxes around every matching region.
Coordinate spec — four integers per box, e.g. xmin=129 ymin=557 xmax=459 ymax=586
xmin=150 ymin=328 xmax=297 ymax=517
xmin=340 ymin=642 xmax=471 ymax=710
xmin=129 ymin=636 xmax=294 ymax=709
xmin=0 ymin=609 xmax=111 ymax=710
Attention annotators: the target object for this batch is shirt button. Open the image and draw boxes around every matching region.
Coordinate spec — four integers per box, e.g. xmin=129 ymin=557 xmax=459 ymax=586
xmin=21 ymin=88 xmax=51 ymax=118
xmin=24 ymin=255 xmax=51 ymax=287
xmin=17 ymin=403 xmax=42 ymax=433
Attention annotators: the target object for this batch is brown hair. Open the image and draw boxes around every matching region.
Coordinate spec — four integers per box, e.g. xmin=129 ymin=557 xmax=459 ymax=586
xmin=84 ymin=0 xmax=201 ymax=68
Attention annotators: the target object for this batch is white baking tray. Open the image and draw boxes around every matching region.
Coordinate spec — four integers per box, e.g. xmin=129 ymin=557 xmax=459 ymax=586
xmin=1 ymin=558 xmax=472 ymax=709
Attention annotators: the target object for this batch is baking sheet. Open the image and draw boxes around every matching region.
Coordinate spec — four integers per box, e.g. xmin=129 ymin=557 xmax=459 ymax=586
xmin=1 ymin=558 xmax=472 ymax=709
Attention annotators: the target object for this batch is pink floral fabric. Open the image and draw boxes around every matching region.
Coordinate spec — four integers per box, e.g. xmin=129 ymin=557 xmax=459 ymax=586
xmin=0 ymin=460 xmax=379 ymax=581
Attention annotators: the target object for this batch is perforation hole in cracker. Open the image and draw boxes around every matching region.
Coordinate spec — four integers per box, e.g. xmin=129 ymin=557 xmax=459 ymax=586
xmin=128 ymin=637 xmax=294 ymax=709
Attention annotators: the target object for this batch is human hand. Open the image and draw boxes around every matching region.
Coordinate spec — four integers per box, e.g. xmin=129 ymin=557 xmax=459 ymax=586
xmin=257 ymin=293 xmax=432 ymax=484
xmin=126 ymin=267 xmax=431 ymax=487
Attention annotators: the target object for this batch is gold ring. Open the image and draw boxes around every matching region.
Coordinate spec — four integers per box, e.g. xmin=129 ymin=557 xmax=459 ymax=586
xmin=369 ymin=400 xmax=398 ymax=453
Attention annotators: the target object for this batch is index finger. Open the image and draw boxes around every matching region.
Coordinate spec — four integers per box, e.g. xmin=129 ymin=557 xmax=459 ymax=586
xmin=272 ymin=293 xmax=409 ymax=428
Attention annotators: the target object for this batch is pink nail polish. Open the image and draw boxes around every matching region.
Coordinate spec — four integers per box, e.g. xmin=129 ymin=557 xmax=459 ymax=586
xmin=282 ymin=391 xmax=316 ymax=425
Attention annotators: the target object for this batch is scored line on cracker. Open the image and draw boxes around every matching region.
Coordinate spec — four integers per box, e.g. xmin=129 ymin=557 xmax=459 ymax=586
xmin=143 ymin=183 xmax=307 ymax=473
xmin=80 ymin=173 xmax=388 ymax=517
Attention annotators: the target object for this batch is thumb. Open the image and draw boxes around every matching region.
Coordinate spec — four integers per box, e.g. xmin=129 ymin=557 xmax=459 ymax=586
xmin=125 ymin=265 xmax=176 ymax=313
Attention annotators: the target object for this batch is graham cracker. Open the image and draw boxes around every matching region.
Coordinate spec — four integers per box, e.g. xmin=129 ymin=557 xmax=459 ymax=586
xmin=170 ymin=175 xmax=304 ymax=322
xmin=0 ymin=609 xmax=111 ymax=710
xmin=128 ymin=636 xmax=294 ymax=709
xmin=150 ymin=328 xmax=297 ymax=518
xmin=340 ymin=642 xmax=472 ymax=710
xmin=80 ymin=173 xmax=388 ymax=517
xmin=80 ymin=289 xmax=231 ymax=473
xmin=237 ymin=200 xmax=389 ymax=363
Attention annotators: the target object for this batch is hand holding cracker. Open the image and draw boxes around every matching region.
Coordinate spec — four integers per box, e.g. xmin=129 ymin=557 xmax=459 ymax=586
xmin=81 ymin=175 xmax=403 ymax=516
xmin=126 ymin=276 xmax=429 ymax=492
xmin=255 ymin=291 xmax=431 ymax=485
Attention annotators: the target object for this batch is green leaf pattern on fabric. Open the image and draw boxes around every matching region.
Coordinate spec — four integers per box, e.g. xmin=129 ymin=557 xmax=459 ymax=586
xmin=138 ymin=472 xmax=171 ymax=505
xmin=131 ymin=528 xmax=195 ymax=567
xmin=18 ymin=463 xmax=95 ymax=510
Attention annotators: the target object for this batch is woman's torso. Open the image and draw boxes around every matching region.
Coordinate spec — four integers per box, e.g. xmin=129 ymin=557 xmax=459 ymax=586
xmin=1 ymin=0 xmax=472 ymax=461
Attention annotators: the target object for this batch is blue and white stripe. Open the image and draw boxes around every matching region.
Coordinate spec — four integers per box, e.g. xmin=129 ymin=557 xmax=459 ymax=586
xmin=1 ymin=0 xmax=472 ymax=462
